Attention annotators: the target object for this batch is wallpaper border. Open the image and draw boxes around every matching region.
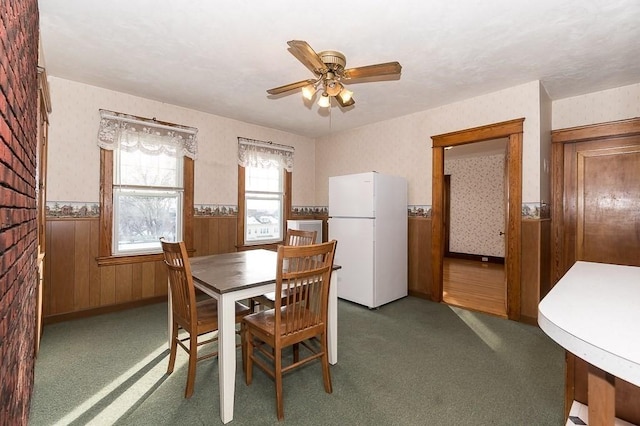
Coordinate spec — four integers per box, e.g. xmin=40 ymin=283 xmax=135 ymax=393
xmin=45 ymin=201 xmax=550 ymax=219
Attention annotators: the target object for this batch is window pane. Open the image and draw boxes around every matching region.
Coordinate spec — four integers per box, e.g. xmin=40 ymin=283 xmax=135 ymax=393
xmin=115 ymin=189 xmax=182 ymax=253
xmin=245 ymin=195 xmax=282 ymax=243
xmin=117 ymin=150 xmax=181 ymax=187
xmin=246 ymin=166 xmax=281 ymax=192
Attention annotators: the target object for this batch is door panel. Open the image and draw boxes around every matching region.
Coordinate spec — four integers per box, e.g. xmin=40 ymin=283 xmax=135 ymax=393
xmin=577 ymin=146 xmax=640 ymax=266
xmin=565 ymin=137 xmax=640 ymax=268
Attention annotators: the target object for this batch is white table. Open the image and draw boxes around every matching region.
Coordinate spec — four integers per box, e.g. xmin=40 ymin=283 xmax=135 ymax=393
xmin=538 ymin=261 xmax=640 ymax=425
xmin=170 ymin=249 xmax=340 ymax=424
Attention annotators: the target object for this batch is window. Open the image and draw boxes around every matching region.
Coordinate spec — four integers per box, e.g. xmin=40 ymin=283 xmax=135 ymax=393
xmin=113 ymin=148 xmax=183 ymax=254
xmin=237 ymin=137 xmax=293 ymax=247
xmin=98 ymin=110 xmax=197 ymax=262
xmin=244 ymin=165 xmax=284 ymax=244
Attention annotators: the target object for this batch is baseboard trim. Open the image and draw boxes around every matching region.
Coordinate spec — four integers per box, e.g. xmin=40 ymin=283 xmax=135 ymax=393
xmin=43 ymin=295 xmax=167 ymax=325
xmin=519 ymin=314 xmax=538 ymax=326
xmin=446 ymin=252 xmax=505 ymax=264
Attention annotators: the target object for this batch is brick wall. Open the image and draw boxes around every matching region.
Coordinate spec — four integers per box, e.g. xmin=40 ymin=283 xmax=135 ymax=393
xmin=0 ymin=0 xmax=40 ymax=423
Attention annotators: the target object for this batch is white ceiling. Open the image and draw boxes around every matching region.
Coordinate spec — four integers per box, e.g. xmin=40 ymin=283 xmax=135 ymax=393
xmin=38 ymin=0 xmax=640 ymax=139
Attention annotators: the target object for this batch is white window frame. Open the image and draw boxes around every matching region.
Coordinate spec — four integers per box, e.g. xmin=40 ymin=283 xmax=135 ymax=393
xmin=112 ymin=147 xmax=184 ymax=256
xmin=243 ymin=165 xmax=284 ymax=245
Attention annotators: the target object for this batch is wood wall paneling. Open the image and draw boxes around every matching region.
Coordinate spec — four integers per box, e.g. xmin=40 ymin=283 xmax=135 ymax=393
xmin=49 ymin=220 xmax=75 ymax=314
xmin=520 ymin=218 xmax=551 ymax=323
xmin=408 ymin=217 xmax=432 ymax=298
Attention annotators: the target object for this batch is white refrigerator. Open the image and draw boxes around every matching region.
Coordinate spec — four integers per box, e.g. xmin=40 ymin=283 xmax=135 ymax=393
xmin=328 ymin=172 xmax=407 ymax=308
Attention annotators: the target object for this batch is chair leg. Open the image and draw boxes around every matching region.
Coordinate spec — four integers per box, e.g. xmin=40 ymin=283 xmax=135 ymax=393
xmin=320 ymin=333 xmax=332 ymax=394
xmin=245 ymin=328 xmax=253 ymax=385
xmin=240 ymin=322 xmax=247 ymax=377
xmin=184 ymin=333 xmax=198 ymax=398
xmin=275 ymin=346 xmax=284 ymax=420
xmin=293 ymin=343 xmax=299 ymax=363
xmin=167 ymin=322 xmax=179 ymax=374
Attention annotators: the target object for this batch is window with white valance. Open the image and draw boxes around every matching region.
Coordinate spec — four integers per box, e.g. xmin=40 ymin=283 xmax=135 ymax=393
xmin=98 ymin=110 xmax=198 ymax=257
xmin=237 ymin=137 xmax=294 ymax=246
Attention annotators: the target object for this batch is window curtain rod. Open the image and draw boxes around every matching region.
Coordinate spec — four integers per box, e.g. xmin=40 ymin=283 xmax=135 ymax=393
xmin=238 ymin=137 xmax=294 ymax=152
xmin=100 ymin=109 xmax=198 ymax=135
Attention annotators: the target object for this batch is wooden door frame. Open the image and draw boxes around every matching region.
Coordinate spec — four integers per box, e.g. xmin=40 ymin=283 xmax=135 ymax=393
xmin=432 ymin=118 xmax=524 ymax=320
xmin=550 ymin=117 xmax=640 ymax=284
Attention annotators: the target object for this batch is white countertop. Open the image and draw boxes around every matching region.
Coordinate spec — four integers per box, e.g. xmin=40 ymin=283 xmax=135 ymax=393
xmin=538 ymin=261 xmax=640 ymax=387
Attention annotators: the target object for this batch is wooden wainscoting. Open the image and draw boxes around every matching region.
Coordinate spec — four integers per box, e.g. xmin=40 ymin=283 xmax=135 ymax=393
xmin=44 ymin=218 xmax=168 ymax=323
xmin=193 ymin=215 xmax=238 ymax=256
xmin=44 ymin=215 xmax=239 ymax=323
xmin=520 ymin=218 xmax=551 ymax=324
xmin=408 ymin=216 xmax=432 ymax=299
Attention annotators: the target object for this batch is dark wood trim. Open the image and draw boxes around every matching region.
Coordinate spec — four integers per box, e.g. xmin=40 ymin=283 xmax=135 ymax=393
xmin=236 ymin=165 xmax=292 ymax=249
xmin=432 ymin=118 xmax=525 ymax=147
xmin=506 ymin=132 xmax=522 ymax=320
xmin=443 ymin=174 xmax=451 ymax=255
xmin=237 ymin=165 xmax=246 ymax=247
xmin=99 ymin=149 xmax=113 ymax=257
xmin=43 ymin=295 xmax=166 ymax=325
xmin=551 ymin=117 xmax=640 ymax=144
xmin=446 ymin=252 xmax=505 ymax=264
xmin=432 ymin=118 xmax=524 ymax=320
xmin=431 ymin=146 xmax=444 ymax=303
xmin=99 ymin=151 xmax=194 ymax=261
xmin=183 ymin=157 xmax=194 ymax=250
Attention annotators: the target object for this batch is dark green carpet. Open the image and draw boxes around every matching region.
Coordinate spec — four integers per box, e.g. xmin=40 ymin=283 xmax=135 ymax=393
xmin=30 ymin=297 xmax=564 ymax=425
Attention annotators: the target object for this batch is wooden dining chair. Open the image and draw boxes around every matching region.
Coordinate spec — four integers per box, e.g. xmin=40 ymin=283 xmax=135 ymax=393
xmin=160 ymin=238 xmax=250 ymax=398
xmin=242 ymin=240 xmax=337 ymax=420
xmin=250 ymin=228 xmax=318 ymax=312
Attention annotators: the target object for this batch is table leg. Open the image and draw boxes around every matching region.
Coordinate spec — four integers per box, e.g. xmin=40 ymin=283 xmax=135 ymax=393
xmin=587 ymin=364 xmax=615 ymax=426
xmin=167 ymin=281 xmax=172 ymax=350
xmin=218 ymin=293 xmax=237 ymax=424
xmin=327 ymin=271 xmax=338 ymax=364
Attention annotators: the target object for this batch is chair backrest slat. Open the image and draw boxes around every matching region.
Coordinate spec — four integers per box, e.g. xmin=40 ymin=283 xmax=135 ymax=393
xmin=274 ymin=240 xmax=337 ymax=337
xmin=160 ymin=239 xmax=197 ymax=331
xmin=285 ymin=228 xmax=317 ymax=246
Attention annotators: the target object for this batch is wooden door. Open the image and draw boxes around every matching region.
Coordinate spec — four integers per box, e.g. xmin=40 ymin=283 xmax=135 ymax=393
xmin=574 ymin=141 xmax=640 ymax=266
xmin=551 ymin=118 xmax=640 ymax=424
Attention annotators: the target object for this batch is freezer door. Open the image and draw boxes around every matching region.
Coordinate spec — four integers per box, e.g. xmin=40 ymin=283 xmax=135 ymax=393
xmin=329 ymin=173 xmax=375 ymax=218
xmin=328 ymin=217 xmax=374 ymax=307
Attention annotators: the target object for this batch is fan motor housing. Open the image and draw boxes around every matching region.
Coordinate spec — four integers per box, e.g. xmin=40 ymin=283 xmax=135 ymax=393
xmin=318 ymin=50 xmax=346 ymax=71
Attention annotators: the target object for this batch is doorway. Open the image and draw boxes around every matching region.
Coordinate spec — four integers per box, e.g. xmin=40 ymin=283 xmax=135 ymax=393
xmin=431 ymin=118 xmax=524 ymax=320
xmin=442 ymin=138 xmax=508 ymax=317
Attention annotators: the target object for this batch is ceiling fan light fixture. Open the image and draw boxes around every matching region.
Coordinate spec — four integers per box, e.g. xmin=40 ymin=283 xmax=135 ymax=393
xmin=301 ymin=83 xmax=317 ymax=100
xmin=317 ymin=92 xmax=331 ymax=108
xmin=338 ymin=88 xmax=353 ymax=103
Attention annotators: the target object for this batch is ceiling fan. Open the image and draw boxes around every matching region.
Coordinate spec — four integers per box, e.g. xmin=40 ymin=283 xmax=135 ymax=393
xmin=267 ymin=40 xmax=402 ymax=108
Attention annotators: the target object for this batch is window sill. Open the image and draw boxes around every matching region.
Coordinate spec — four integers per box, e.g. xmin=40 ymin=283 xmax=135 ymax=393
xmin=236 ymin=242 xmax=282 ymax=252
xmin=96 ymin=248 xmax=195 ymax=266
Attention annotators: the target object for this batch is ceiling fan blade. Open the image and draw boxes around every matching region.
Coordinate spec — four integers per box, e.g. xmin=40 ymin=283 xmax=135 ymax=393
xmin=343 ymin=61 xmax=402 ymax=80
xmin=267 ymin=79 xmax=316 ymax=95
xmin=335 ymin=94 xmax=355 ymax=108
xmin=287 ymin=40 xmax=326 ymax=75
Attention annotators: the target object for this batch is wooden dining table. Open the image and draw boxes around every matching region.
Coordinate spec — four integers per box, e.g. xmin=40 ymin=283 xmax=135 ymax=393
xmin=168 ymin=248 xmax=340 ymax=424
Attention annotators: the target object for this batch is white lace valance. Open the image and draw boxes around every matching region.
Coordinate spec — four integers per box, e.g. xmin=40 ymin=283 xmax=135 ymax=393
xmin=97 ymin=109 xmax=198 ymax=159
xmin=237 ymin=137 xmax=294 ymax=172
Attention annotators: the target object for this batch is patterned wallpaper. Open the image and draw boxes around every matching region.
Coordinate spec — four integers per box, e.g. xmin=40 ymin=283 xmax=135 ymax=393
xmin=552 ymin=82 xmax=640 ymax=130
xmin=314 ymin=80 xmax=543 ymax=206
xmin=46 ymin=77 xmax=317 ymax=206
xmin=46 ymin=77 xmax=640 ymax=217
xmin=445 ymin=154 xmax=505 ymax=257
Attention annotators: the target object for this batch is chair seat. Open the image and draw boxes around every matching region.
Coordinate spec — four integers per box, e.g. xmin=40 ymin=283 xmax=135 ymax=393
xmin=195 ymin=299 xmax=250 ymax=328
